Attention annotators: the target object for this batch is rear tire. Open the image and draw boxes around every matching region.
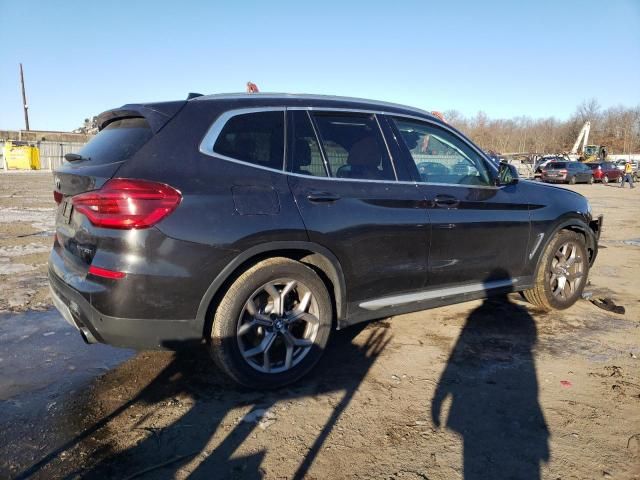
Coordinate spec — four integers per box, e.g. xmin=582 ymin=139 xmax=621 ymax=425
xmin=602 ymin=175 xmax=609 ymax=184
xmin=523 ymin=230 xmax=588 ymax=312
xmin=209 ymin=257 xmax=332 ymax=389
xmin=588 ymin=175 xmax=594 ymax=184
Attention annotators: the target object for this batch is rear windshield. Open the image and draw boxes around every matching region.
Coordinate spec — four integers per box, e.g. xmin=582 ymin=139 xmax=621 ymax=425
xmin=548 ymin=162 xmax=566 ymax=169
xmin=588 ymin=163 xmax=601 ymax=169
xmin=74 ymin=117 xmax=152 ymax=165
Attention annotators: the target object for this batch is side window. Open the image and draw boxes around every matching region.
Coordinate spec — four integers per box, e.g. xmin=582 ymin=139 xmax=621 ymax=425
xmin=287 ymin=111 xmax=327 ymax=177
xmin=213 ymin=111 xmax=284 ymax=170
xmin=392 ymin=117 xmax=492 ymax=186
xmin=311 ymin=113 xmax=396 ymax=181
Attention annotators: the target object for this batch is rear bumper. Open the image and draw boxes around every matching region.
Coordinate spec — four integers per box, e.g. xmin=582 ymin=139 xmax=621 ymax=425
xmin=542 ymin=176 xmax=567 ymax=183
xmin=48 ymin=267 xmax=202 ymax=350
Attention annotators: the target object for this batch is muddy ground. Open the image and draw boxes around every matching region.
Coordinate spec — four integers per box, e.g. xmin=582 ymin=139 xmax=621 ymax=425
xmin=0 ymin=171 xmax=638 ymax=479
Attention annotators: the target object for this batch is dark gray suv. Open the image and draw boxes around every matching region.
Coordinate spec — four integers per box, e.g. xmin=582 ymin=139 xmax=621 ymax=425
xmin=49 ymin=93 xmax=602 ymax=387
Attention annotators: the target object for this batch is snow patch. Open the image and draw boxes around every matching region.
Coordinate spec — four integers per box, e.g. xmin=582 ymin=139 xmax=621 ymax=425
xmin=0 ymin=243 xmax=50 ymax=258
xmin=0 ymin=207 xmax=55 ymax=233
xmin=0 ymin=263 xmax=37 ymax=275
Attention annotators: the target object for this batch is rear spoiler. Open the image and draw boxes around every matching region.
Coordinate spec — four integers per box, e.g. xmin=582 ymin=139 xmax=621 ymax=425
xmin=97 ymin=100 xmax=187 ymax=133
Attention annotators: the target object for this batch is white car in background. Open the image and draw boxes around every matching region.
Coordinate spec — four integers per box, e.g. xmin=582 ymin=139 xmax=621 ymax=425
xmin=614 ymin=159 xmax=639 ymax=179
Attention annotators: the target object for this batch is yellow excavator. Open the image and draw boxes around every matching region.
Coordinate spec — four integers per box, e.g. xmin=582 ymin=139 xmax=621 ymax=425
xmin=570 ymin=121 xmax=606 ymax=162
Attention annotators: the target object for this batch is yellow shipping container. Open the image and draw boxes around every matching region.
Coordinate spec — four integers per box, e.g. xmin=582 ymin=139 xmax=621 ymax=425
xmin=3 ymin=142 xmax=41 ymax=170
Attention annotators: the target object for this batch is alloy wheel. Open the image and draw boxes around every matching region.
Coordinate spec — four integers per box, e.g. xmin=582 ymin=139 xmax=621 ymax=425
xmin=237 ymin=278 xmax=320 ymax=374
xmin=548 ymin=241 xmax=585 ymax=300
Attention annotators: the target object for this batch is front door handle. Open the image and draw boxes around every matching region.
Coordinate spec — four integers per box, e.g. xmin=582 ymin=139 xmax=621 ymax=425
xmin=433 ymin=195 xmax=460 ymax=208
xmin=306 ymin=191 xmax=341 ymax=203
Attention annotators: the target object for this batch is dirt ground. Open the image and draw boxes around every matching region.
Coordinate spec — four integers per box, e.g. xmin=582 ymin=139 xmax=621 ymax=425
xmin=0 ymin=171 xmax=638 ymax=479
xmin=0 ymin=172 xmax=54 ymax=312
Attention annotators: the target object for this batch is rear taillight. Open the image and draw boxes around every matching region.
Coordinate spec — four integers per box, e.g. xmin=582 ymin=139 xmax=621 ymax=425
xmin=559 ymin=169 xmax=567 ymax=174
xmin=88 ymin=265 xmax=126 ymax=279
xmin=54 ymin=191 xmax=63 ymax=204
xmin=72 ymin=178 xmax=182 ymax=229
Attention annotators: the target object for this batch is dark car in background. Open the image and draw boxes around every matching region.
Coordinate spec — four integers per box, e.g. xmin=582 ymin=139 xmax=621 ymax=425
xmin=541 ymin=161 xmax=594 ymax=184
xmin=587 ymin=162 xmax=622 ymax=183
xmin=49 ymin=93 xmax=602 ymax=388
xmin=535 ymin=155 xmax=567 ymax=177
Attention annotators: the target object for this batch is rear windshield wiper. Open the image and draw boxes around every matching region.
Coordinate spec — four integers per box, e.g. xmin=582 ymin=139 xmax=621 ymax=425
xmin=64 ymin=153 xmax=91 ymax=162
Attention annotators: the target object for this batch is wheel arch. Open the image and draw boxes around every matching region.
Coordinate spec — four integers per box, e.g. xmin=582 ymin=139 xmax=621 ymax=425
xmin=196 ymin=241 xmax=347 ymax=337
xmin=533 ymin=215 xmax=598 ymax=275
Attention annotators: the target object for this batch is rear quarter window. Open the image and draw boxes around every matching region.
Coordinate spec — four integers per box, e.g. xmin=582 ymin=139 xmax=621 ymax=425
xmin=213 ymin=111 xmax=285 ymax=170
xmin=75 ymin=117 xmax=152 ymax=165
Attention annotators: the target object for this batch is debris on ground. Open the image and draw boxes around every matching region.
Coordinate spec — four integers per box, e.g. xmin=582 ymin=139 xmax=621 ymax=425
xmin=589 ymin=297 xmax=626 ymax=315
xmin=242 ymin=408 xmax=277 ymax=430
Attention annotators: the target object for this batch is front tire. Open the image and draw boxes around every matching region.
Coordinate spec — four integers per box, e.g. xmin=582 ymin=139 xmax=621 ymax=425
xmin=569 ymin=176 xmax=576 ymax=185
xmin=588 ymin=175 xmax=594 ymax=184
xmin=523 ymin=230 xmax=588 ymax=311
xmin=602 ymin=175 xmax=609 ymax=184
xmin=209 ymin=257 xmax=332 ymax=389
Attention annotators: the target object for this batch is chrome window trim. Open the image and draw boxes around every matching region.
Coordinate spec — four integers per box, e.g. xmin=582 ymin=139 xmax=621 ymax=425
xmin=198 ymin=105 xmax=498 ymax=189
xmin=359 ymin=277 xmax=524 ymax=311
xmin=199 ymin=107 xmax=287 ymax=174
xmin=306 ymin=109 xmax=398 ymax=181
xmin=303 ymin=110 xmax=330 ymax=177
xmin=374 ymin=115 xmax=398 ymax=180
xmin=290 ymin=107 xmax=498 ymax=175
xmin=286 ymin=171 xmax=418 ymax=185
xmin=388 ymin=114 xmax=499 ymax=187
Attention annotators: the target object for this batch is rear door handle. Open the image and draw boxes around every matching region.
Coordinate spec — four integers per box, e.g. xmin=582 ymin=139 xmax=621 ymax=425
xmin=433 ymin=195 xmax=460 ymax=208
xmin=306 ymin=191 xmax=341 ymax=203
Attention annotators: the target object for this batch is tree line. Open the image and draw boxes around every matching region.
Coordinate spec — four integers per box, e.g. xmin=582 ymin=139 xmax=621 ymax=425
xmin=444 ymin=99 xmax=640 ymax=155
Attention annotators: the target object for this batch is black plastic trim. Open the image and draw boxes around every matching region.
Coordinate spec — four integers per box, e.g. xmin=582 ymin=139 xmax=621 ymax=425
xmin=194 ymin=241 xmax=347 ymax=333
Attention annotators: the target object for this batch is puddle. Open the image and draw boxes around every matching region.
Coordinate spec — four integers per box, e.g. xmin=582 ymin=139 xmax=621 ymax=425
xmin=0 ymin=310 xmax=134 ymax=478
xmin=0 ymin=309 xmax=133 ymax=402
xmin=623 ymin=238 xmax=640 ymax=247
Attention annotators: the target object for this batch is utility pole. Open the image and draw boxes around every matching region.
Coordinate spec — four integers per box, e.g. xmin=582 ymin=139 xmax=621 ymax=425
xmin=19 ymin=63 xmax=30 ymax=131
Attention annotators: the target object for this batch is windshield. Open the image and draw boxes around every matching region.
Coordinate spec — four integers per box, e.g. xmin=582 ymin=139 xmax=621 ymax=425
xmin=584 ymin=146 xmax=598 ymax=155
xmin=547 ymin=162 xmax=566 ymax=169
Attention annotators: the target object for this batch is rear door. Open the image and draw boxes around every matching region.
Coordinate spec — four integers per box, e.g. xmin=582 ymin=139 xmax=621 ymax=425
xmin=388 ymin=116 xmax=531 ymax=288
xmin=604 ymin=162 xmax=619 ymax=179
xmin=286 ymin=110 xmax=429 ymax=318
xmin=575 ymin=163 xmax=590 ymax=182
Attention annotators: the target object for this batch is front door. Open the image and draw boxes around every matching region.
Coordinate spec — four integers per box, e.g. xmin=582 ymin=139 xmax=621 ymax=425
xmin=286 ymin=110 xmax=429 ymax=319
xmin=388 ymin=116 xmax=531 ymax=289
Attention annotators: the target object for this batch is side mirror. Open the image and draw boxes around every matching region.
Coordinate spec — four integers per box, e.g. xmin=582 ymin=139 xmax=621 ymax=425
xmin=497 ymin=162 xmax=519 ymax=186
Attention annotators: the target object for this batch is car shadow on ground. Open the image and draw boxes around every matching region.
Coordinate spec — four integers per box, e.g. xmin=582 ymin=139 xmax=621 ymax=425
xmin=17 ymin=322 xmax=391 ymax=479
xmin=18 ymin=271 xmax=550 ymax=479
xmin=431 ymin=270 xmax=550 ymax=479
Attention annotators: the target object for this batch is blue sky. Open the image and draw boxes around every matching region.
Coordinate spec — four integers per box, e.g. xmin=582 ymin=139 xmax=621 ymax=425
xmin=1 ymin=0 xmax=639 ymax=131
